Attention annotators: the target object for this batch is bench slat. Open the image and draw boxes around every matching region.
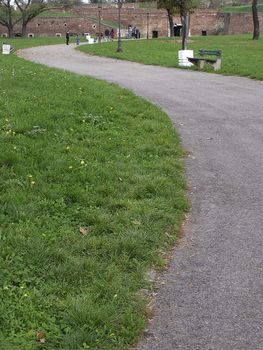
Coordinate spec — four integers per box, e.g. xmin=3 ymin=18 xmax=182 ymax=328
xmin=199 ymin=49 xmax=221 ymax=58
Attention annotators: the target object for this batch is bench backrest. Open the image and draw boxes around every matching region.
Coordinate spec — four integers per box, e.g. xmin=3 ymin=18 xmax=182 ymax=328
xmin=199 ymin=49 xmax=221 ymax=58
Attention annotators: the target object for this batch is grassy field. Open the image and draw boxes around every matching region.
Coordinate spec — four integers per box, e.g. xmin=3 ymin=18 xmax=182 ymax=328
xmin=0 ymin=38 xmax=187 ymax=349
xmin=0 ymin=36 xmax=86 ymax=50
xmin=86 ymin=16 xmax=121 ymax=30
xmin=137 ymin=1 xmax=157 ymax=9
xmin=38 ymin=10 xmax=76 ymax=17
xmin=78 ymin=34 xmax=263 ymax=80
xmin=220 ymin=4 xmax=263 ymax=13
xmin=0 ymin=37 xmax=65 ymax=49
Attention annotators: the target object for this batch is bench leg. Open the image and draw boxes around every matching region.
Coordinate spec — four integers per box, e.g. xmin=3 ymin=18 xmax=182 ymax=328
xmin=212 ymin=58 xmax=221 ymax=71
xmin=197 ymin=60 xmax=205 ymax=69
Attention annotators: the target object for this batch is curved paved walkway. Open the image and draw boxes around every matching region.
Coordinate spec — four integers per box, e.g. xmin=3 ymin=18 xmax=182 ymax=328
xmin=17 ymin=44 xmax=263 ymax=350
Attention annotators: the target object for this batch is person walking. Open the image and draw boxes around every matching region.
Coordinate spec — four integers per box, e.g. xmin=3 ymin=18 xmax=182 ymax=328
xmin=66 ymin=31 xmax=70 ymax=45
xmin=105 ymin=28 xmax=110 ymax=41
xmin=110 ymin=28 xmax=115 ymax=41
xmin=75 ymin=34 xmax=79 ymax=45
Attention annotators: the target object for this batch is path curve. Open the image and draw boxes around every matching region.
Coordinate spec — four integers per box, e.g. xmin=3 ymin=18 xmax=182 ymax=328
xmin=17 ymin=44 xmax=263 ymax=350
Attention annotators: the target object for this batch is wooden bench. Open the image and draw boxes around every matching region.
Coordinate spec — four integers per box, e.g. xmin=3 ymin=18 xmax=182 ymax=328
xmin=188 ymin=49 xmax=222 ymax=71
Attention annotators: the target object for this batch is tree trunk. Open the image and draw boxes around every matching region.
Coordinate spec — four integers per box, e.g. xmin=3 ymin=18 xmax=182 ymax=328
xmin=7 ymin=5 xmax=14 ymax=38
xmin=167 ymin=9 xmax=174 ymax=38
xmin=252 ymin=0 xmax=260 ymax=40
xmin=8 ymin=25 xmax=14 ymax=38
xmin=22 ymin=20 xmax=27 ymax=37
xmin=181 ymin=12 xmax=190 ymax=50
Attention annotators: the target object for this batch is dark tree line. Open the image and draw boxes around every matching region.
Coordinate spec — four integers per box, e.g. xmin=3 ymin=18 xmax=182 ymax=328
xmin=157 ymin=0 xmax=198 ymax=49
xmin=0 ymin=0 xmax=82 ymax=37
xmin=156 ymin=0 xmax=260 ymax=45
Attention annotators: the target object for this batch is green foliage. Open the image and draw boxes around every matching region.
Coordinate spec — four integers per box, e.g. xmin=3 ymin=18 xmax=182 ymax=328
xmin=78 ymin=34 xmax=263 ymax=80
xmin=0 ymin=0 xmax=21 ymax=32
xmin=18 ymin=1 xmax=47 ymax=21
xmin=0 ymin=37 xmax=187 ymax=349
xmin=157 ymin=0 xmax=199 ymax=49
xmin=157 ymin=0 xmax=198 ymax=14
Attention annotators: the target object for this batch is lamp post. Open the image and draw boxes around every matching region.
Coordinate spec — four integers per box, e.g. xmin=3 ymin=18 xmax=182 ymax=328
xmin=115 ymin=0 xmax=125 ymax=52
xmin=146 ymin=12 xmax=149 ymax=39
xmin=98 ymin=1 xmax=102 ymax=43
xmin=167 ymin=14 xmax=169 ymax=38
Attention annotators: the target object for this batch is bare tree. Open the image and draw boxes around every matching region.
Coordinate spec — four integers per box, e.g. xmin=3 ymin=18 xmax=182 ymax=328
xmin=157 ymin=0 xmax=198 ymax=50
xmin=157 ymin=0 xmax=174 ymax=37
xmin=15 ymin=0 xmax=47 ymax=37
xmin=0 ymin=0 xmax=20 ymax=37
xmin=0 ymin=0 xmax=79 ymax=38
xmin=179 ymin=3 xmax=192 ymax=50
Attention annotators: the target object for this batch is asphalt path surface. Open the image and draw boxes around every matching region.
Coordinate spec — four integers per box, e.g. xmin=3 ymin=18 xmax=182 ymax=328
xmin=17 ymin=44 xmax=263 ymax=350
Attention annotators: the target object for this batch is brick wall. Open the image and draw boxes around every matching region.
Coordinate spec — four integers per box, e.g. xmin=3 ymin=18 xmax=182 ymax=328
xmin=0 ymin=7 xmax=262 ymax=38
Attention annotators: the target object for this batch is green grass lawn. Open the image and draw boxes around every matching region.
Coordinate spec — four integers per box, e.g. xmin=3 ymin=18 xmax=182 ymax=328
xmin=220 ymin=4 xmax=263 ymax=13
xmin=78 ymin=34 xmax=263 ymax=80
xmin=0 ymin=37 xmax=65 ymax=49
xmin=137 ymin=1 xmax=157 ymax=9
xmin=0 ymin=38 xmax=187 ymax=349
xmin=38 ymin=10 xmax=76 ymax=17
xmin=0 ymin=36 xmax=86 ymax=50
xmin=86 ymin=16 xmax=121 ymax=30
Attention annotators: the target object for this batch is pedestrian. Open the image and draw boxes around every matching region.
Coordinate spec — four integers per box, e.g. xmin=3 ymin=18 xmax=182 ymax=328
xmin=110 ymin=28 xmax=115 ymax=41
xmin=105 ymin=28 xmax=110 ymax=41
xmin=132 ymin=27 xmax=136 ymax=39
xmin=75 ymin=34 xmax=79 ymax=45
xmin=66 ymin=31 xmax=70 ymax=45
xmin=128 ymin=24 xmax=132 ymax=39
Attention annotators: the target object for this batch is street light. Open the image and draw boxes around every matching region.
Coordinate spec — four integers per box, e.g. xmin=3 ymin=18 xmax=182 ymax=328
xmin=146 ymin=12 xmax=149 ymax=39
xmin=114 ymin=0 xmax=125 ymax=52
xmin=98 ymin=0 xmax=102 ymax=44
xmin=167 ymin=14 xmax=169 ymax=38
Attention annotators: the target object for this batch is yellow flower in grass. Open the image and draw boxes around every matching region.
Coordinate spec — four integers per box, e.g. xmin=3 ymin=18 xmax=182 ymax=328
xmin=80 ymin=160 xmax=85 ymax=165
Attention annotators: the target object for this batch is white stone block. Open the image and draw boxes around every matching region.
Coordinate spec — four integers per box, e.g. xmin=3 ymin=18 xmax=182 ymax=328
xmin=2 ymin=44 xmax=11 ymax=55
xmin=178 ymin=49 xmax=194 ymax=67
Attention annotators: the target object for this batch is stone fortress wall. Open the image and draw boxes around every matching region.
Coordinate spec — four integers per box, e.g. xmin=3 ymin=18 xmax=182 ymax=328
xmin=0 ymin=4 xmax=262 ymax=38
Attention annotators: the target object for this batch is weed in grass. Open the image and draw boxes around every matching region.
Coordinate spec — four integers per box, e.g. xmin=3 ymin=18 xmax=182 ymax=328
xmin=0 ymin=39 xmax=187 ymax=349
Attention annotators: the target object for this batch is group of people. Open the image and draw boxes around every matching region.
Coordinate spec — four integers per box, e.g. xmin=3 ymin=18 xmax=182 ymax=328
xmin=127 ymin=25 xmax=140 ymax=39
xmin=66 ymin=29 xmax=115 ymax=45
xmin=65 ymin=24 xmax=140 ymax=45
xmin=104 ymin=28 xmax=115 ymax=41
xmin=65 ymin=32 xmax=79 ymax=45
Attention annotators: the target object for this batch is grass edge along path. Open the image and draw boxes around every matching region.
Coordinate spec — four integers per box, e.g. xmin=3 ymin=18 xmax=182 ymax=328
xmin=0 ymin=39 xmax=188 ymax=350
xmin=78 ymin=34 xmax=263 ymax=81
